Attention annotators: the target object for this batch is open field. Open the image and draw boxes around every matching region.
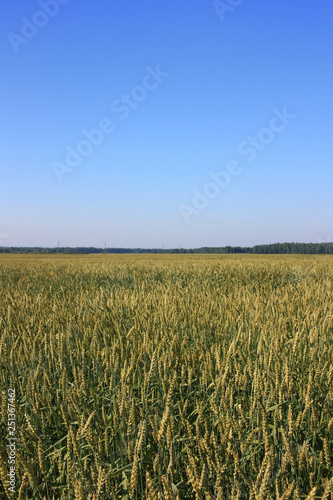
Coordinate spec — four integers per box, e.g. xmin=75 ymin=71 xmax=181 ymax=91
xmin=0 ymin=254 xmax=332 ymax=499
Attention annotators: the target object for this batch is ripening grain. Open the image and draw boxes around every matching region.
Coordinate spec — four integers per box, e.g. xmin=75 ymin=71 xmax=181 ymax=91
xmin=0 ymin=254 xmax=332 ymax=499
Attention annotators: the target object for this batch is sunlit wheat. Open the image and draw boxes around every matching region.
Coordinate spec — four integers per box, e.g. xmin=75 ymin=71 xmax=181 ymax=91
xmin=0 ymin=254 xmax=332 ymax=498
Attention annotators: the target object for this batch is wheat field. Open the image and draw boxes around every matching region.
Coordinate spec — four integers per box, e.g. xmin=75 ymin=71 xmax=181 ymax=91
xmin=0 ymin=254 xmax=332 ymax=499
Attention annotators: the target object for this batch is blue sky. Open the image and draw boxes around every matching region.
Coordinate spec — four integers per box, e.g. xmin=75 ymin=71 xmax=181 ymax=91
xmin=0 ymin=0 xmax=332 ymax=248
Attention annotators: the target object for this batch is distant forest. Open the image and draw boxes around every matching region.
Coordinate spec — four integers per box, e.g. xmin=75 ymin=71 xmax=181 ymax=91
xmin=0 ymin=242 xmax=333 ymax=254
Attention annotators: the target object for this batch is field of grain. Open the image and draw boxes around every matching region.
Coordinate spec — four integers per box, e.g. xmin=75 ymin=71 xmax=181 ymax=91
xmin=0 ymin=254 xmax=332 ymax=499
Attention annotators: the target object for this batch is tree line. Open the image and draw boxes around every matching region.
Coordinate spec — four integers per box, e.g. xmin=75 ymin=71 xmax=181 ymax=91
xmin=0 ymin=242 xmax=332 ymax=254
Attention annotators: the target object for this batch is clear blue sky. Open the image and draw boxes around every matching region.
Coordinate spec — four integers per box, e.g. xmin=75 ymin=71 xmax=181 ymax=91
xmin=1 ymin=0 xmax=332 ymax=248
